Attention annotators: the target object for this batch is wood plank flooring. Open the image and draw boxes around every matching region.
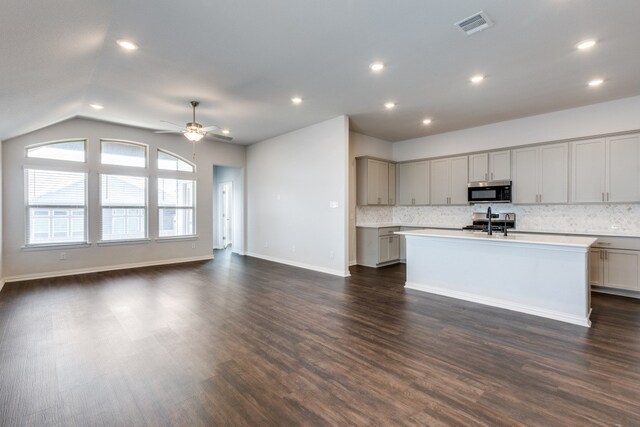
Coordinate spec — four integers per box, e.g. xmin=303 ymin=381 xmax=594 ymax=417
xmin=1 ymin=250 xmax=640 ymax=426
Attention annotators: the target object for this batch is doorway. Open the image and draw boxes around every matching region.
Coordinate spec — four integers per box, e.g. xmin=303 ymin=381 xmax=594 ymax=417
xmin=218 ymin=181 xmax=233 ymax=249
xmin=213 ymin=165 xmax=244 ymax=254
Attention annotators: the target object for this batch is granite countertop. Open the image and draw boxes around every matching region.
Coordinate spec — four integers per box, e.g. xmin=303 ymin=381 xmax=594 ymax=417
xmin=396 ymin=228 xmax=598 ymax=248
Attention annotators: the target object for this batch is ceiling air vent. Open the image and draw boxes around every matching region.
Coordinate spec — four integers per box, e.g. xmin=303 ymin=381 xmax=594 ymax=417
xmin=455 ymin=11 xmax=493 ymax=35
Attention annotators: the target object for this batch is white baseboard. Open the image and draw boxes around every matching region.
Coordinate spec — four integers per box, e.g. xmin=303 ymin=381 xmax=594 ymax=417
xmin=405 ymin=281 xmax=591 ymax=328
xmin=349 ymin=260 xmax=357 ymax=266
xmin=245 ymin=252 xmax=350 ymax=277
xmin=2 ymin=255 xmax=214 ymax=285
xmin=0 ymin=279 xmax=5 ymax=293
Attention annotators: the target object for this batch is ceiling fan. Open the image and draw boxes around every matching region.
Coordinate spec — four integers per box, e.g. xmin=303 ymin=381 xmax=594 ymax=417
xmin=155 ymin=101 xmax=232 ymax=142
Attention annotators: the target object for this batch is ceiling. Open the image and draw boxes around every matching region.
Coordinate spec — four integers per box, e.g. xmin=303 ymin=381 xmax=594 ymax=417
xmin=2 ymin=1 xmax=640 ymax=144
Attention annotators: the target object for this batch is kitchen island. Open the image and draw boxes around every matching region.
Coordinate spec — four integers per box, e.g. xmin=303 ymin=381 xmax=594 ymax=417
xmin=397 ymin=229 xmax=597 ymax=327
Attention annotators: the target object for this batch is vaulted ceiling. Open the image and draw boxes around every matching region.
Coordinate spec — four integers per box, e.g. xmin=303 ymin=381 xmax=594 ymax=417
xmin=2 ymin=1 xmax=640 ymax=144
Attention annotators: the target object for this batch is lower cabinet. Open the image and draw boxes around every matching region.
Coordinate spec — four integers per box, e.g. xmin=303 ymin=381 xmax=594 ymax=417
xmin=379 ymin=235 xmax=400 ymax=264
xmin=589 ymin=236 xmax=640 ymax=292
xmin=590 ymin=248 xmax=640 ymax=291
xmin=356 ymin=226 xmax=400 ymax=267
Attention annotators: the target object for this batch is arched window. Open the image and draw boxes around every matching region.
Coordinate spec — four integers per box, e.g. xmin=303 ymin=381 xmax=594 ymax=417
xmin=157 ymin=149 xmax=195 ymax=172
xmin=157 ymin=149 xmax=196 ymax=238
xmin=26 ymin=139 xmax=86 ymax=162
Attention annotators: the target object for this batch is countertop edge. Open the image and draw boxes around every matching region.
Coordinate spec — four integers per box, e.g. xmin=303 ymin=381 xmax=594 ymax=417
xmin=356 ymin=224 xmax=640 ymax=239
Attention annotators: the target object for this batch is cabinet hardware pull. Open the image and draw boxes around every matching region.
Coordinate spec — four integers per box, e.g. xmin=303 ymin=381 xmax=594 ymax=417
xmin=600 ymin=250 xmax=603 ymax=260
xmin=602 ymin=192 xmax=604 ymax=202
xmin=606 ymin=192 xmax=609 ymax=201
xmin=491 ymin=172 xmax=494 ymax=180
xmin=604 ymin=250 xmax=608 ymax=261
xmin=485 ymin=173 xmax=488 ymax=180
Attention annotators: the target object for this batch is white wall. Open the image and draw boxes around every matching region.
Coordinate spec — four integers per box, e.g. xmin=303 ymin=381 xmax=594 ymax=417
xmin=348 ymin=132 xmax=393 ymax=264
xmin=0 ymin=140 xmax=3 ymax=290
xmin=247 ymin=116 xmax=349 ymax=276
xmin=394 ymin=95 xmax=640 ymax=161
xmin=213 ymin=165 xmax=244 ymax=254
xmin=2 ymin=117 xmax=245 ymax=280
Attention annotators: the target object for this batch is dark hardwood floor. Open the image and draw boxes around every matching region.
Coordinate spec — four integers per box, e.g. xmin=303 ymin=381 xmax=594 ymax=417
xmin=1 ymin=250 xmax=640 ymax=426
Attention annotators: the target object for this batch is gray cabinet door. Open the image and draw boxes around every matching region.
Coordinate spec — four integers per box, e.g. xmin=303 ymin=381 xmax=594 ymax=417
xmin=512 ymin=147 xmax=538 ymax=204
xmin=604 ymin=249 xmax=639 ymax=291
xmin=572 ymin=139 xmax=606 ymax=203
xmin=398 ymin=163 xmax=414 ymax=205
xmin=413 ymin=161 xmax=430 ymax=205
xmin=388 ymin=163 xmax=396 ymax=205
xmin=489 ymin=150 xmax=511 ymax=181
xmin=539 ymin=143 xmax=568 ymax=204
xmin=449 ymin=156 xmax=468 ymax=205
xmin=469 ymin=153 xmax=488 ymax=182
xmin=607 ymin=134 xmax=640 ymax=202
xmin=430 ymin=158 xmax=449 ymax=205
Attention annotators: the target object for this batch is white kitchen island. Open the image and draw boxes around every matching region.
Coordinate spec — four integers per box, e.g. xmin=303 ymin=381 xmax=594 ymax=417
xmin=397 ymin=229 xmax=597 ymax=327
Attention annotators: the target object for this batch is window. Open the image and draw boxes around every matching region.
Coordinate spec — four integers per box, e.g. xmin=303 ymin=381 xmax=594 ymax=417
xmin=158 ymin=178 xmax=195 ymax=237
xmin=158 ymin=150 xmax=195 ymax=172
xmin=101 ymin=174 xmax=147 ymax=241
xmin=25 ymin=169 xmax=87 ymax=245
xmin=27 ymin=140 xmax=85 ymax=162
xmin=101 ymin=140 xmax=146 ymax=168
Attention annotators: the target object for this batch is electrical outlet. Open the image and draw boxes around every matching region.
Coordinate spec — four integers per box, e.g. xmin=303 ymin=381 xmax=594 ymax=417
xmin=191 ymin=243 xmax=196 ymax=249
xmin=59 ymin=252 xmax=67 ymax=261
xmin=292 ymin=245 xmax=296 ymax=253
xmin=264 ymin=241 xmax=269 ymax=248
xmin=329 ymin=250 xmax=334 ymax=259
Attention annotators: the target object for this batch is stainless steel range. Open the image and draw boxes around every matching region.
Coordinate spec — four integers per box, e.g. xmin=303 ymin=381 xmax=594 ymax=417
xmin=462 ymin=212 xmax=516 ymax=232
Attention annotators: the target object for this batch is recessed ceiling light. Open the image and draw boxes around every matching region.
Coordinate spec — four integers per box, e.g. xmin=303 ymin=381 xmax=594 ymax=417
xmin=370 ymin=62 xmax=385 ymax=72
xmin=384 ymin=102 xmax=396 ymax=110
xmin=576 ymin=39 xmax=597 ymax=50
xmin=291 ymin=97 xmax=303 ymax=104
xmin=90 ymin=103 xmax=104 ymax=110
xmin=222 ymin=129 xmax=230 ymax=135
xmin=470 ymin=75 xmax=485 ymax=84
xmin=422 ymin=118 xmax=432 ymax=125
xmin=588 ymin=78 xmax=604 ymax=87
xmin=116 ymin=39 xmax=139 ymax=50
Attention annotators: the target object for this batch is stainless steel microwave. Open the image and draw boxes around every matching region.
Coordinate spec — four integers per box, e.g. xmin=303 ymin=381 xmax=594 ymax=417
xmin=467 ymin=180 xmax=512 ymax=204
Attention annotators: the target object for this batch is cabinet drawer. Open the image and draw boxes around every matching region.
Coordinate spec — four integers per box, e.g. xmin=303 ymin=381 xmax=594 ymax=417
xmin=592 ymin=237 xmax=640 ymax=251
xmin=378 ymin=227 xmax=400 ymax=237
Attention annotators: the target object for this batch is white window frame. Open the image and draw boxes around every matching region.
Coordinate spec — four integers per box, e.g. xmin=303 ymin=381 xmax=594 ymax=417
xmin=99 ymin=173 xmax=149 ymax=244
xmin=157 ymin=148 xmax=196 ymax=173
xmin=24 ymin=167 xmax=89 ymax=248
xmin=156 ymin=150 xmax=197 ymax=240
xmin=25 ymin=139 xmax=87 ymax=163
xmin=100 ymin=139 xmax=149 ymax=168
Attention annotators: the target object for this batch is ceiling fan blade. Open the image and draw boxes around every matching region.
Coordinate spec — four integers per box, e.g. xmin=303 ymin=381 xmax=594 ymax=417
xmin=160 ymin=120 xmax=186 ymax=129
xmin=201 ymin=125 xmax=221 ymax=131
xmin=154 ymin=130 xmax=184 ymax=134
xmin=206 ymin=133 xmax=233 ymax=142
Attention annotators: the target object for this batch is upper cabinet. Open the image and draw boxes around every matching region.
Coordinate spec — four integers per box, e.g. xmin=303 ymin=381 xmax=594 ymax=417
xmin=388 ymin=163 xmax=396 ymax=205
xmin=398 ymin=161 xmax=430 ymax=206
xmin=468 ymin=150 xmax=511 ymax=182
xmin=512 ymin=143 xmax=568 ymax=204
xmin=356 ymin=157 xmax=394 ymax=206
xmin=572 ymin=134 xmax=640 ymax=203
xmin=430 ymin=156 xmax=468 ymax=205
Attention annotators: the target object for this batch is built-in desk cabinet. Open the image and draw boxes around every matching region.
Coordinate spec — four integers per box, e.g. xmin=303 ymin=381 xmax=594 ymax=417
xmin=468 ymin=150 xmax=511 ymax=182
xmin=430 ymin=156 xmax=468 ymax=205
xmin=356 ymin=157 xmax=395 ymax=206
xmin=571 ymin=134 xmax=640 ymax=203
xmin=512 ymin=142 xmax=568 ymax=204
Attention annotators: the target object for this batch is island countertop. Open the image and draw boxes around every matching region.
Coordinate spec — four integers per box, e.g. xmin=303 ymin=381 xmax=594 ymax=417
xmin=396 ymin=228 xmax=598 ymax=248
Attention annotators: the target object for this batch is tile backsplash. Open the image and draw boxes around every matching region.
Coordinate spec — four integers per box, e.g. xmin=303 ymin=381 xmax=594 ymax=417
xmin=357 ymin=203 xmax=640 ymax=234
